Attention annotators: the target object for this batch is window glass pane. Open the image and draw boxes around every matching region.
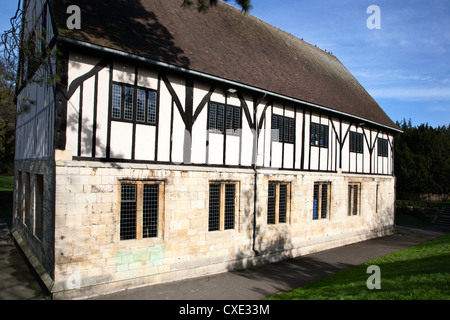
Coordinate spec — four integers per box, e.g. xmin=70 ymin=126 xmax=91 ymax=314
xmin=143 ymin=184 xmax=159 ymax=238
xmin=321 ymin=184 xmax=328 ymax=219
xmin=226 ymin=106 xmax=233 ymax=130
xmin=319 ymin=125 xmax=324 ymax=146
xmin=147 ymin=91 xmax=157 ymax=124
xmin=35 ymin=174 xmax=44 ymax=240
xmin=224 ymin=184 xmax=235 ymax=230
xmin=284 ymin=118 xmax=289 ymax=142
xmin=209 ymin=103 xmax=217 ymax=130
xmin=278 ymin=116 xmax=283 ymax=142
xmin=233 ymin=107 xmax=241 ymax=131
xmin=124 ymin=87 xmax=134 ymax=120
xmin=348 ymin=185 xmax=352 ymax=216
xmin=136 ymin=89 xmax=146 ymax=122
xmin=272 ymin=115 xmax=279 ymax=142
xmin=311 ymin=123 xmax=318 ymax=146
xmin=289 ymin=118 xmax=295 ymax=144
xmin=313 ymin=184 xmax=319 ymax=220
xmin=112 ymin=84 xmax=121 ymax=119
xmin=208 ymin=184 xmax=221 ymax=231
xmin=353 ymin=185 xmax=358 ymax=216
xmin=120 ymin=184 xmax=136 ymax=240
xmin=217 ymin=104 xmax=224 ymax=133
xmin=267 ymin=183 xmax=276 ymax=224
xmin=279 ymin=184 xmax=287 ymax=223
xmin=350 ymin=132 xmax=356 ymax=152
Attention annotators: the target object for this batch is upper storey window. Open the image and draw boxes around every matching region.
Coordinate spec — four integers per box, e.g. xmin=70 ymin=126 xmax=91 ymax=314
xmin=378 ymin=138 xmax=389 ymax=157
xmin=350 ymin=131 xmax=364 ymax=153
xmin=310 ymin=122 xmax=329 ymax=148
xmin=271 ymin=115 xmax=295 ymax=144
xmin=208 ymin=102 xmax=241 ymax=135
xmin=111 ymin=83 xmax=157 ymax=125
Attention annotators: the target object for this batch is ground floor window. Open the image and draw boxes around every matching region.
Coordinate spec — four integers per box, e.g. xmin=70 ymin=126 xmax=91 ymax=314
xmin=267 ymin=182 xmax=290 ymax=224
xmin=34 ymin=174 xmax=44 ymax=240
xmin=348 ymin=183 xmax=361 ymax=216
xmin=313 ymin=182 xmax=330 ymax=220
xmin=208 ymin=182 xmax=238 ymax=231
xmin=119 ymin=180 xmax=164 ymax=241
xmin=24 ymin=172 xmax=32 ymax=228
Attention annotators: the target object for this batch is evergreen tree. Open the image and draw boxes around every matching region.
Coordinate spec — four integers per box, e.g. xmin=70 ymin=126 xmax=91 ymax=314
xmin=395 ymin=119 xmax=450 ymax=195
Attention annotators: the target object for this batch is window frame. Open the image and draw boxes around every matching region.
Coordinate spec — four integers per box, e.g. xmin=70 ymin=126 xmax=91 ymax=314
xmin=267 ymin=181 xmax=291 ymax=225
xmin=349 ymin=131 xmax=364 ymax=154
xmin=208 ymin=181 xmax=239 ymax=232
xmin=310 ymin=122 xmax=329 ymax=148
xmin=118 ymin=180 xmax=165 ymax=241
xmin=111 ymin=82 xmax=158 ymax=126
xmin=271 ymin=114 xmax=295 ymax=144
xmin=208 ymin=102 xmax=242 ymax=136
xmin=313 ymin=182 xmax=331 ymax=220
xmin=348 ymin=183 xmax=361 ymax=216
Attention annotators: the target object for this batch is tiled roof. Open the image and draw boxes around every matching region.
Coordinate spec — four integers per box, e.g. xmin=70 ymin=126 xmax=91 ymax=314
xmin=50 ymin=0 xmax=399 ymax=130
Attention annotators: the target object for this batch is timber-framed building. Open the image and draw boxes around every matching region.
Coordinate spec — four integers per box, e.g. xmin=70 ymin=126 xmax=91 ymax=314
xmin=13 ymin=0 xmax=401 ymax=299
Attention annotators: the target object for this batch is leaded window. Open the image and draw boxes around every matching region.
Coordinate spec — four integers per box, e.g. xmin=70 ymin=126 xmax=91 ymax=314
xmin=208 ymin=182 xmax=238 ymax=231
xmin=119 ymin=181 xmax=164 ymax=241
xmin=111 ymin=82 xmax=158 ymax=125
xmin=272 ymin=115 xmax=295 ymax=143
xmin=310 ymin=122 xmax=329 ymax=148
xmin=267 ymin=182 xmax=290 ymax=225
xmin=350 ymin=131 xmax=364 ymax=153
xmin=313 ymin=182 xmax=330 ymax=220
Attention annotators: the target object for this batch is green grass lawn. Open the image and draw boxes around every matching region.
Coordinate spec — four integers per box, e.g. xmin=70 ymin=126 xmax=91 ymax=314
xmin=0 ymin=176 xmax=14 ymax=191
xmin=0 ymin=176 xmax=13 ymax=219
xmin=267 ymin=233 xmax=450 ymax=300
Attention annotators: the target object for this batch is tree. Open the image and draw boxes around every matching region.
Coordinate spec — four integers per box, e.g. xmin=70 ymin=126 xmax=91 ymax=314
xmin=182 ymin=0 xmax=252 ymax=12
xmin=0 ymin=59 xmax=16 ymax=174
xmin=395 ymin=119 xmax=450 ymax=196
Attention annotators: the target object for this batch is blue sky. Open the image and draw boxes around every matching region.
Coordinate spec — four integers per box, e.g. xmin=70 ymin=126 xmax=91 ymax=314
xmin=1 ymin=0 xmax=449 ymax=128
xmin=247 ymin=0 xmax=450 ymax=128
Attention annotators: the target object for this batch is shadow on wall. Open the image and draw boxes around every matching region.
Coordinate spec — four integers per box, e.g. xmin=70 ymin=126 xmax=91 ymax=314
xmin=67 ymin=113 xmax=125 ymax=164
xmin=225 ymin=186 xmax=296 ymax=271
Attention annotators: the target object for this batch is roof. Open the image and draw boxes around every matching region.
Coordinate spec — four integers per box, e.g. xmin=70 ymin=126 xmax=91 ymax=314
xmin=49 ymin=0 xmax=399 ymax=131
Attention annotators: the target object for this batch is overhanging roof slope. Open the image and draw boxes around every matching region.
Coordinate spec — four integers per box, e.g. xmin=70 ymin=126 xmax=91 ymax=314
xmin=50 ymin=0 xmax=399 ymax=131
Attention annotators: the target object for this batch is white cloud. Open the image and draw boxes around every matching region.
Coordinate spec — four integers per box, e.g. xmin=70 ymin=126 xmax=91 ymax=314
xmin=369 ymin=87 xmax=450 ymax=101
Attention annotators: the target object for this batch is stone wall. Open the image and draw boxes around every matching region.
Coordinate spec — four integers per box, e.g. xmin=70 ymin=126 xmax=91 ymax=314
xmin=13 ymin=152 xmax=395 ymax=299
xmin=47 ymin=154 xmax=395 ymax=299
xmin=12 ymin=159 xmax=55 ymax=281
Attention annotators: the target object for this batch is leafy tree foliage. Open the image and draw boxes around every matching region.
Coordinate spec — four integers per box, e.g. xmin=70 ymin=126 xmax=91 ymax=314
xmin=182 ymin=0 xmax=252 ymax=12
xmin=0 ymin=59 xmax=16 ymax=175
xmin=395 ymin=119 xmax=450 ymax=194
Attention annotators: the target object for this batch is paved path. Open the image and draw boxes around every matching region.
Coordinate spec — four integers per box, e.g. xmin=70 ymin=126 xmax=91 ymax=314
xmin=0 ymin=219 xmax=49 ymax=300
xmin=0 ymin=218 xmax=448 ymax=300
xmin=93 ymin=225 xmax=450 ymax=300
